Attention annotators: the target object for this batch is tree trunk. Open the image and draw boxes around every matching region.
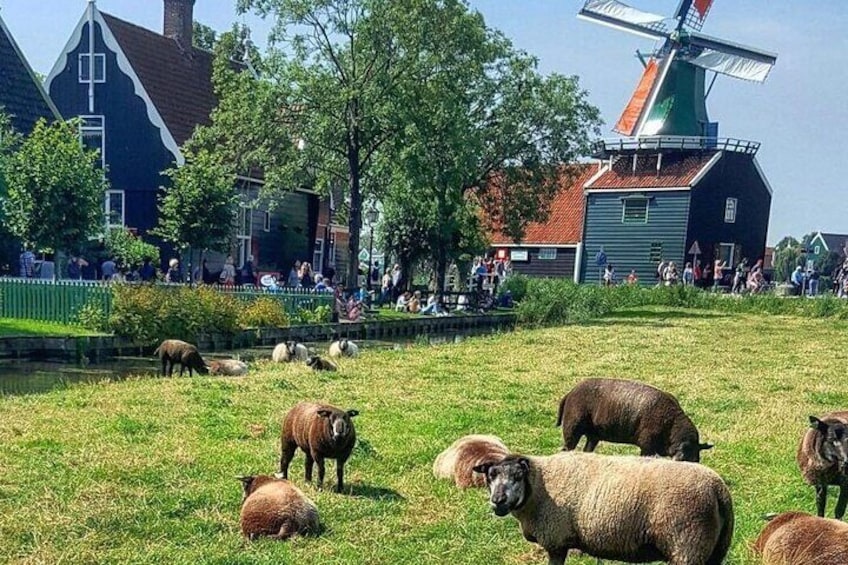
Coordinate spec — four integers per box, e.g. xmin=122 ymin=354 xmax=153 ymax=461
xmin=346 ymin=143 xmax=362 ymax=289
xmin=434 ymin=185 xmax=449 ymax=293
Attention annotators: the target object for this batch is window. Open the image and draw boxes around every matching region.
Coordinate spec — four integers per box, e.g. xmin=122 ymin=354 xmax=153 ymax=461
xmin=313 ymin=239 xmax=324 ymax=273
xmin=237 ymin=206 xmax=252 ymax=267
xmin=649 ymin=242 xmax=663 ymax=263
xmin=724 ymin=197 xmax=738 ymax=223
xmin=263 ymin=211 xmax=271 ymax=232
xmin=814 ymin=245 xmax=821 ymax=255
xmin=79 ymin=116 xmax=105 ymax=169
xmin=510 ymin=249 xmax=529 ymax=262
xmin=538 ymin=248 xmax=557 ymax=260
xmin=105 ymin=190 xmax=124 ymax=228
xmin=78 ymin=53 xmax=105 ymax=83
xmin=622 ymin=198 xmax=649 ymax=224
xmin=718 ymin=243 xmax=735 ymax=267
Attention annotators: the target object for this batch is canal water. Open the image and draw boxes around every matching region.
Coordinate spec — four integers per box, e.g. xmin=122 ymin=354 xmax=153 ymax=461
xmin=0 ymin=334 xmax=474 ymax=396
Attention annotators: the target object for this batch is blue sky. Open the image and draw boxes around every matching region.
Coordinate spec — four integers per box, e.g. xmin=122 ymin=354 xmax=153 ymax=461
xmin=2 ymin=0 xmax=847 ymax=244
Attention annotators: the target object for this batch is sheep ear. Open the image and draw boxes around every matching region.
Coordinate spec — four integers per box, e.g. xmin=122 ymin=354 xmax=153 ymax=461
xmin=517 ymin=457 xmax=531 ymax=474
xmin=699 ymin=443 xmax=714 ymax=451
xmin=346 ymin=409 xmax=359 ymax=418
xmin=472 ymin=463 xmax=493 ymax=475
xmin=317 ymin=409 xmax=332 ymax=419
xmin=810 ymin=416 xmax=828 ymax=433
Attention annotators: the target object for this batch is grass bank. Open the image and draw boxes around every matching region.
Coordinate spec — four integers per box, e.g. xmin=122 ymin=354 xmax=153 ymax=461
xmin=0 ymin=306 xmax=844 ymax=564
xmin=0 ymin=318 xmax=102 ymax=337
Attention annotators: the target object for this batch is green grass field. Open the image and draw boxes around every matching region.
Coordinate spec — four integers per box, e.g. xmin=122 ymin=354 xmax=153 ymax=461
xmin=0 ymin=306 xmax=844 ymax=564
xmin=0 ymin=318 xmax=102 ymax=337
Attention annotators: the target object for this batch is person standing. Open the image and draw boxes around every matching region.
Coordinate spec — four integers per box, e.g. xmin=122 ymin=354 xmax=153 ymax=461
xmin=287 ymin=260 xmax=301 ymax=287
xmin=101 ymin=256 xmax=117 ymax=281
xmin=139 ymin=257 xmax=156 ymax=282
xmin=713 ymin=258 xmax=727 ymax=291
xmin=19 ymin=246 xmax=35 ymax=278
xmin=626 ymin=269 xmax=639 ymax=285
xmin=166 ymin=258 xmax=182 ymax=283
xmin=603 ymin=264 xmax=616 ymax=287
xmin=682 ymin=262 xmax=694 ymax=286
xmin=67 ymin=256 xmax=82 ymax=280
xmin=240 ymin=255 xmax=255 ymax=286
xmin=808 ymin=266 xmax=820 ymax=297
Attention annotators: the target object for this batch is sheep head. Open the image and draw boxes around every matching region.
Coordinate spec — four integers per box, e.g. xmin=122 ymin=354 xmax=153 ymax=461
xmin=473 ymin=456 xmax=531 ymax=517
xmin=317 ymin=408 xmax=358 ymax=444
xmin=810 ymin=416 xmax=848 ymax=473
xmin=672 ymin=441 xmax=714 ymax=463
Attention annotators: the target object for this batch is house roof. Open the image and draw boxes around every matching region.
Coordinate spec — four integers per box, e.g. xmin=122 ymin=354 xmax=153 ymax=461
xmin=490 ymin=164 xmax=600 ymax=246
xmin=0 ymin=14 xmax=61 ymax=133
xmin=818 ymin=233 xmax=848 ymax=254
xmin=101 ymin=13 xmax=218 ymax=147
xmin=586 ymin=151 xmax=719 ymax=190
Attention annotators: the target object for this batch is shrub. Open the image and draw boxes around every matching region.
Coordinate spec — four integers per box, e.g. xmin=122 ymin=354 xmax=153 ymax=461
xmin=238 ymin=297 xmax=289 ymax=328
xmin=500 ymin=273 xmax=529 ymax=302
xmin=76 ymin=300 xmax=109 ymax=332
xmin=293 ymin=304 xmax=332 ymax=325
xmin=105 ymin=228 xmax=160 ymax=269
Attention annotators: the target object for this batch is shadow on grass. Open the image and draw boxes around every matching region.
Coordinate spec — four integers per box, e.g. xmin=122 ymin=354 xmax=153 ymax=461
xmin=345 ymin=482 xmax=405 ymax=501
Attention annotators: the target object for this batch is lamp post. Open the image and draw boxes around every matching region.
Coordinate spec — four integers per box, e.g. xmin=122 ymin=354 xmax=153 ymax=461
xmin=365 ymin=205 xmax=379 ymax=291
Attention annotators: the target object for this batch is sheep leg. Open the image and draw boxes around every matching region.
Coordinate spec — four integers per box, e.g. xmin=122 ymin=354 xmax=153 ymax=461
xmin=560 ymin=424 xmax=582 ymax=451
xmin=835 ymin=480 xmax=848 ymax=519
xmin=279 ymin=441 xmax=297 ymax=478
xmin=336 ymin=460 xmax=345 ymax=493
xmin=179 ymin=363 xmax=186 ymax=377
xmin=160 ymin=357 xmax=167 ymax=377
xmin=546 ymin=548 xmax=568 ymax=565
xmin=315 ymin=456 xmax=327 ymax=490
xmin=816 ymin=484 xmax=828 ymax=517
xmin=304 ymin=452 xmax=315 ymax=483
xmin=583 ymin=435 xmax=599 ymax=452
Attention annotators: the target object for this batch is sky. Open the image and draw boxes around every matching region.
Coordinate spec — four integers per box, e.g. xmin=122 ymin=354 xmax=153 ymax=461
xmin=1 ymin=0 xmax=847 ymax=244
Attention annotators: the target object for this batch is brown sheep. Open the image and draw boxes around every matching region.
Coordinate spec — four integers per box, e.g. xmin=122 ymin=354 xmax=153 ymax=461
xmin=433 ymin=435 xmax=510 ymax=488
xmin=153 ymin=339 xmax=208 ymax=377
xmin=556 ymin=378 xmax=712 ymax=462
xmin=306 ymin=355 xmax=337 ymax=372
xmin=474 ymin=452 xmax=733 ymax=565
xmin=753 ymin=511 xmax=848 ymax=564
xmin=238 ymin=475 xmax=320 ymax=540
xmin=280 ymin=402 xmax=359 ymax=493
xmin=797 ymin=412 xmax=848 ymax=518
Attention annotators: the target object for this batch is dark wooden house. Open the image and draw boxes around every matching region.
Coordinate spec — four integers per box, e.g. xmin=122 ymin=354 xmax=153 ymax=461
xmin=45 ymin=0 xmax=318 ymax=275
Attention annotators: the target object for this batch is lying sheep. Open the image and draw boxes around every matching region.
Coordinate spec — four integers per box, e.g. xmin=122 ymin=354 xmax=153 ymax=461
xmin=797 ymin=412 xmax=848 ymax=518
xmin=556 ymin=378 xmax=712 ymax=462
xmin=153 ymin=339 xmax=208 ymax=377
xmin=474 ymin=452 xmax=733 ymax=565
xmin=280 ymin=401 xmax=359 ymax=493
xmin=753 ymin=511 xmax=848 ymax=564
xmin=328 ymin=339 xmax=359 ymax=359
xmin=208 ymin=359 xmax=248 ymax=376
xmin=433 ymin=435 xmax=510 ymax=488
xmin=238 ymin=474 xmax=321 ymax=540
xmin=306 ymin=355 xmax=337 ymax=372
xmin=272 ymin=341 xmax=309 ymax=363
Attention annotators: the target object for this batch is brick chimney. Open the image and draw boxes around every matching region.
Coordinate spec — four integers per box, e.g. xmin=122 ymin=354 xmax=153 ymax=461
xmin=163 ymin=0 xmax=195 ymax=46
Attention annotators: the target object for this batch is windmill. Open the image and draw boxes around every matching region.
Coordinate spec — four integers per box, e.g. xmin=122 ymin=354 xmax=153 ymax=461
xmin=578 ymin=0 xmax=777 ymax=138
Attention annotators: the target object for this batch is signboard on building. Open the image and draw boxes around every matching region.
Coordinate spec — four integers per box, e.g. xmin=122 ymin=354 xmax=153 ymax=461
xmin=510 ymin=249 xmax=529 ymax=262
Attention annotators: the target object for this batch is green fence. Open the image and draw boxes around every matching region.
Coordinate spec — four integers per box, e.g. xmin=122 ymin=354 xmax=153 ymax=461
xmin=0 ymin=278 xmax=112 ymax=325
xmin=0 ymin=279 xmax=333 ymax=326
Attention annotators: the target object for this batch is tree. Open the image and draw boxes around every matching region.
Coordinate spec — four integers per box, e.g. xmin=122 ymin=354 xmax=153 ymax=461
xmin=772 ymin=235 xmax=803 ymax=283
xmin=105 ymin=228 xmax=160 ymax=269
xmin=192 ymin=21 xmax=218 ymax=51
xmin=151 ymin=147 xmax=238 ymax=276
xmin=2 ymin=118 xmax=106 ymax=253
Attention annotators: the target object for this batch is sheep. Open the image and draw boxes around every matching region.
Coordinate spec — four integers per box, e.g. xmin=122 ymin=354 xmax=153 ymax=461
xmin=433 ymin=434 xmax=510 ymax=488
xmin=328 ymin=339 xmax=359 ymax=359
xmin=556 ymin=378 xmax=712 ymax=462
xmin=797 ymin=412 xmax=848 ymax=518
xmin=237 ymin=474 xmax=321 ymax=540
xmin=272 ymin=341 xmax=309 ymax=363
xmin=280 ymin=401 xmax=359 ymax=493
xmin=208 ymin=359 xmax=248 ymax=376
xmin=473 ymin=452 xmax=733 ymax=565
xmin=753 ymin=511 xmax=848 ymax=564
xmin=153 ymin=339 xmax=208 ymax=377
xmin=306 ymin=355 xmax=337 ymax=372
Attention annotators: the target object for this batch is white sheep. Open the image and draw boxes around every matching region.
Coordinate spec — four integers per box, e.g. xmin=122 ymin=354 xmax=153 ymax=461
xmin=328 ymin=339 xmax=359 ymax=359
xmin=474 ymin=452 xmax=733 ymax=565
xmin=272 ymin=341 xmax=309 ymax=363
xmin=433 ymin=434 xmax=510 ymax=488
xmin=208 ymin=359 xmax=248 ymax=376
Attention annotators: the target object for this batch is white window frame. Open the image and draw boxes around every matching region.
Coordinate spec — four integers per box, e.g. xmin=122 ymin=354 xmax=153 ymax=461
xmin=78 ymin=53 xmax=106 ymax=83
xmin=718 ymin=243 xmax=735 ymax=267
xmin=510 ymin=249 xmax=529 ymax=262
xmin=724 ymin=197 xmax=738 ymax=224
xmin=105 ymin=190 xmax=125 ymax=228
xmin=538 ymin=248 xmax=557 ymax=260
xmin=622 ymin=198 xmax=649 ymax=224
xmin=79 ymin=115 xmax=105 ymax=169
xmin=237 ymin=205 xmax=252 ymax=267
xmin=814 ymin=245 xmax=821 ymax=255
xmin=313 ymin=239 xmax=324 ymax=273
xmin=263 ymin=211 xmax=271 ymax=232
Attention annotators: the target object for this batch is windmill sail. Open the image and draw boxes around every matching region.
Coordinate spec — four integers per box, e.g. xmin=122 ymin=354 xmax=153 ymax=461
xmin=687 ymin=48 xmax=773 ymax=82
xmin=578 ymin=0 xmax=669 ymax=40
xmin=615 ymin=59 xmax=660 ymax=136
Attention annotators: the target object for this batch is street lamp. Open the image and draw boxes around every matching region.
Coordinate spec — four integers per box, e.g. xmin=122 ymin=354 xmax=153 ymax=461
xmin=365 ymin=205 xmax=379 ymax=291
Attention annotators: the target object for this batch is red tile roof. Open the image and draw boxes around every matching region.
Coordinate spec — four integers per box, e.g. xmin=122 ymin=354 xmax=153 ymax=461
xmin=103 ymin=13 xmax=221 ymax=146
xmin=586 ymin=151 xmax=718 ymax=190
xmin=490 ymin=164 xmax=599 ymax=246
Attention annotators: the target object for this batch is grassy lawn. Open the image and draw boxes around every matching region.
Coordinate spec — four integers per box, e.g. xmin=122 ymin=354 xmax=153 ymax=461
xmin=0 ymin=306 xmax=844 ymax=564
xmin=0 ymin=318 xmax=102 ymax=337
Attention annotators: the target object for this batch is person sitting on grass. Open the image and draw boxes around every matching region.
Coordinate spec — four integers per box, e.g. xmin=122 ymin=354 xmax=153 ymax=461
xmin=420 ymin=293 xmax=445 ymax=316
xmin=395 ymin=291 xmax=411 ymax=312
xmin=408 ymin=290 xmax=422 ymax=314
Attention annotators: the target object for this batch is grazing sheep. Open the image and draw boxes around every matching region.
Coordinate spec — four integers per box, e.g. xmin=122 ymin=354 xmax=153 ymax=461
xmin=208 ymin=359 xmax=248 ymax=376
xmin=306 ymin=355 xmax=337 ymax=372
xmin=474 ymin=452 xmax=733 ymax=565
xmin=238 ymin=474 xmax=320 ymax=540
xmin=433 ymin=434 xmax=510 ymax=488
xmin=153 ymin=339 xmax=208 ymax=377
xmin=753 ymin=511 xmax=848 ymax=564
xmin=280 ymin=402 xmax=359 ymax=492
xmin=797 ymin=412 xmax=848 ymax=518
xmin=272 ymin=341 xmax=309 ymax=363
xmin=556 ymin=378 xmax=712 ymax=462
xmin=328 ymin=339 xmax=359 ymax=359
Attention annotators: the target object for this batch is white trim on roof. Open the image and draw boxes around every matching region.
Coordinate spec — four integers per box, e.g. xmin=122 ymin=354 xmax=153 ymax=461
xmin=585 ymin=186 xmax=691 ymax=194
xmin=45 ymin=7 xmax=184 ymax=165
xmin=689 ymin=151 xmax=723 ymax=187
xmin=582 ymin=161 xmax=610 ymax=189
xmin=0 ymin=13 xmax=62 ymax=121
xmin=752 ymin=156 xmax=773 ymax=196
xmin=490 ymin=243 xmax=580 ymax=249
xmin=809 ymin=232 xmax=829 ymax=252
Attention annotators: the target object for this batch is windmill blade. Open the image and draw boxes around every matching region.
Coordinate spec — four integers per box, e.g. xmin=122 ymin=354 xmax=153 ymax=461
xmin=578 ymin=0 xmax=670 ymax=41
xmin=684 ymin=32 xmax=777 ymax=82
xmin=614 ymin=58 xmax=661 ymax=136
xmin=676 ymin=0 xmax=714 ymax=31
